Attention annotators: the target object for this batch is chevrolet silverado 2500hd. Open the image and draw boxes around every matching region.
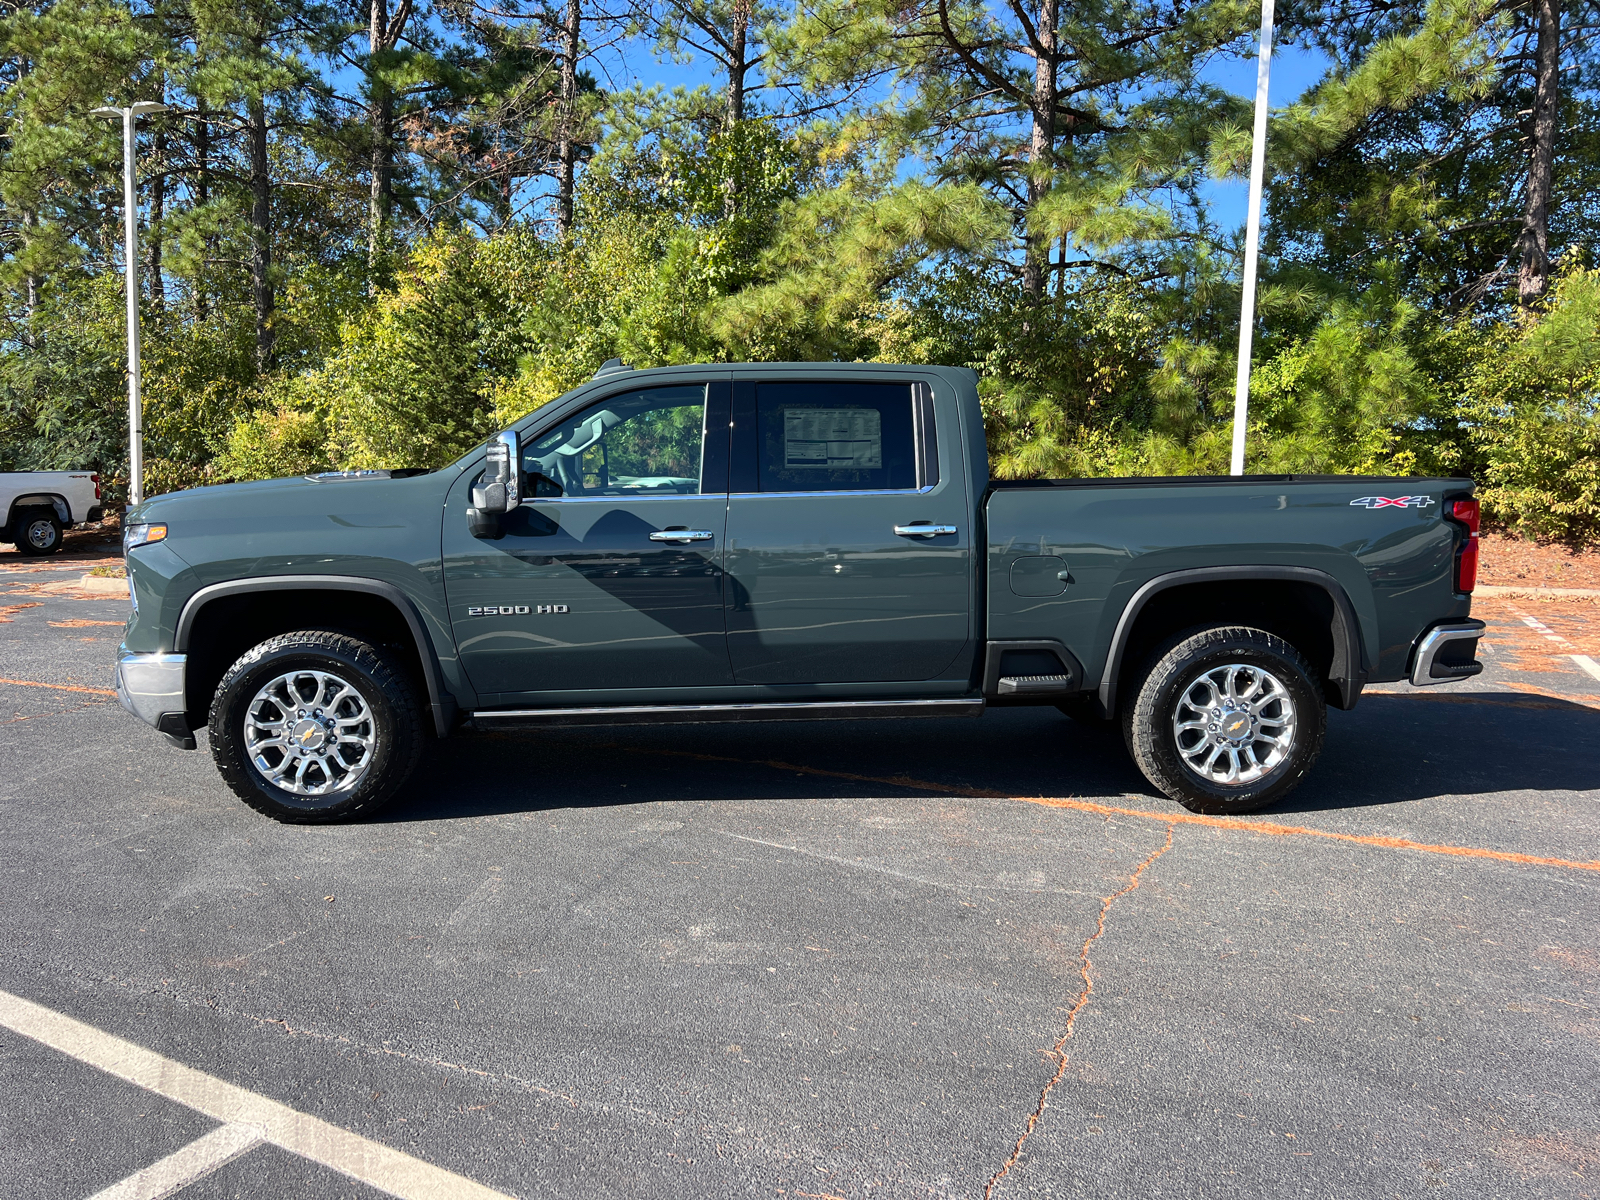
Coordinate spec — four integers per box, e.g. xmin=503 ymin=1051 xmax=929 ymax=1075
xmin=115 ymin=362 xmax=1484 ymax=822
xmin=2 ymin=470 xmax=103 ymax=555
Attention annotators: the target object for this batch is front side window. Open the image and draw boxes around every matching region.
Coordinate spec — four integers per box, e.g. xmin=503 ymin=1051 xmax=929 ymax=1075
xmin=525 ymin=384 xmax=708 ymax=497
xmin=754 ymin=382 xmax=917 ymax=493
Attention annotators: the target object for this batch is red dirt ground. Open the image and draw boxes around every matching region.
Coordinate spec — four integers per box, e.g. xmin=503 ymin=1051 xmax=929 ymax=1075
xmin=1479 ymin=532 xmax=1600 ymax=591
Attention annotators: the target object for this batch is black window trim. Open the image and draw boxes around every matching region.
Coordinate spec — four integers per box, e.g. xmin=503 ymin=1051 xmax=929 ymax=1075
xmin=514 ymin=378 xmax=729 ymax=501
xmin=729 ymin=377 xmax=934 ymax=497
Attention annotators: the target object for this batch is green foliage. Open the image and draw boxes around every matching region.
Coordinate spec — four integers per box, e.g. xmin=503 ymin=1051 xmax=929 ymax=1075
xmin=217 ymin=402 xmax=329 ymax=480
xmin=0 ymin=0 xmax=1597 ymax=552
xmin=1245 ymin=291 xmax=1440 ymax=475
xmin=0 ymin=276 xmax=126 ymax=479
xmin=1462 ymin=270 xmax=1600 ymax=544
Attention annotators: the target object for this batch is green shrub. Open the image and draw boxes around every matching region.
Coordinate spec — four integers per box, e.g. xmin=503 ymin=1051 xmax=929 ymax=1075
xmin=216 ymin=404 xmax=330 ymax=481
xmin=1463 ymin=270 xmax=1600 ymax=545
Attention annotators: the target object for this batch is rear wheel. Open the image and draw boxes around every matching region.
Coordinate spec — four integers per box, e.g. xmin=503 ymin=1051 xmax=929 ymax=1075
xmin=1123 ymin=625 xmax=1325 ymax=815
xmin=13 ymin=507 xmax=64 ymax=556
xmin=209 ymin=631 xmax=423 ymax=823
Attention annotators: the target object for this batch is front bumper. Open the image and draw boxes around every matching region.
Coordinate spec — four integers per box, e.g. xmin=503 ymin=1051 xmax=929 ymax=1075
xmin=1409 ymin=620 xmax=1486 ymax=686
xmin=115 ymin=652 xmax=194 ymax=747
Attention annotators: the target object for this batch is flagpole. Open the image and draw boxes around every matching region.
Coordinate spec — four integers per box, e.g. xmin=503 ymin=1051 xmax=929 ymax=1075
xmin=1229 ymin=0 xmax=1274 ymax=476
xmin=91 ymin=101 xmax=168 ymax=507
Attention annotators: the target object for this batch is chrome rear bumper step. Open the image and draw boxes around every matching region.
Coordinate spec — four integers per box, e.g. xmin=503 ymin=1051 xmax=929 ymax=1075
xmin=469 ymin=698 xmax=985 ymax=729
xmin=1410 ymin=620 xmax=1486 ymax=686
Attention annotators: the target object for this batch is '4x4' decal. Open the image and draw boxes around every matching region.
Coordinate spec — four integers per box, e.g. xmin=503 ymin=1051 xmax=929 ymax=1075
xmin=1349 ymin=495 xmax=1435 ymax=509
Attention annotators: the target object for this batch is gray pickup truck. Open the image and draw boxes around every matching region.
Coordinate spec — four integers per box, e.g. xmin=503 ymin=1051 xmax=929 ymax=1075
xmin=116 ymin=362 xmax=1484 ymax=822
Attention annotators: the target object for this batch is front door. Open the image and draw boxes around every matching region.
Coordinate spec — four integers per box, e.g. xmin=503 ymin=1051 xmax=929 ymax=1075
xmin=443 ymin=382 xmax=733 ymax=700
xmin=723 ymin=378 xmax=972 ymax=685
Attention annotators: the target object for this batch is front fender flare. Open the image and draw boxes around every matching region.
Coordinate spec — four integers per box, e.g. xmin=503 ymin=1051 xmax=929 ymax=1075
xmin=174 ymin=575 xmax=455 ymax=737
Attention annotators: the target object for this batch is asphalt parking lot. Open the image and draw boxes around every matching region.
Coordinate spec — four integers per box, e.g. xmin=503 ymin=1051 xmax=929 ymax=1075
xmin=3 ymin=543 xmax=1597 ymax=1199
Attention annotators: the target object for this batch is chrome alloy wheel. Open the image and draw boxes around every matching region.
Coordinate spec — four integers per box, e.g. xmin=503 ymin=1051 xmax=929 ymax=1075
xmin=1171 ymin=662 xmax=1297 ymax=787
xmin=243 ymin=669 xmax=377 ymax=796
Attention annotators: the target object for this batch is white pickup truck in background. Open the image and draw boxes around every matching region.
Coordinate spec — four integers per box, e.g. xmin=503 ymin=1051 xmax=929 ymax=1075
xmin=1 ymin=471 xmax=103 ymax=555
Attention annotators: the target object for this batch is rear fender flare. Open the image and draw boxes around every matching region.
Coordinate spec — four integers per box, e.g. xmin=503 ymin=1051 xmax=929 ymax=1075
xmin=7 ymin=494 xmax=71 ymax=527
xmin=1097 ymin=565 xmax=1368 ymax=715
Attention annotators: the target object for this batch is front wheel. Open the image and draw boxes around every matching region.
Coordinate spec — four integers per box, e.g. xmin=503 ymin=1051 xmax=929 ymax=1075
xmin=14 ymin=507 xmax=64 ymax=556
xmin=209 ymin=631 xmax=424 ymax=823
xmin=1123 ymin=625 xmax=1326 ymax=815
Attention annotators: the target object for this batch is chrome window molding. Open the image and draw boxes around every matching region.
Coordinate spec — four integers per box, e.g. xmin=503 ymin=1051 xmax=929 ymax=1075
xmin=517 ymin=490 xmax=723 ymax=506
xmin=727 ymin=485 xmax=937 ymax=500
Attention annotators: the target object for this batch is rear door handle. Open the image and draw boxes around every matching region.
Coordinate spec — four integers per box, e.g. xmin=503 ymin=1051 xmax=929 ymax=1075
xmin=649 ymin=529 xmax=715 ymax=543
xmin=894 ymin=524 xmax=957 ymax=538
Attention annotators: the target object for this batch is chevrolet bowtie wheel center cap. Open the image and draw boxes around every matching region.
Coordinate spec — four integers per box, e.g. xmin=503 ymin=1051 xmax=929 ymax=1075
xmin=291 ymin=719 xmax=329 ymax=751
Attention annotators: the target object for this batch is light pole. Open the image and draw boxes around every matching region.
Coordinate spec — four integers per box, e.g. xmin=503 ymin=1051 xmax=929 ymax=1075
xmin=91 ymin=101 xmax=168 ymax=508
xmin=1229 ymin=0 xmax=1274 ymax=476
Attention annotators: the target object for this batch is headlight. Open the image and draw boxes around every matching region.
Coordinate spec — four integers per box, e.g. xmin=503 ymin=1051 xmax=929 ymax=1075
xmin=123 ymin=522 xmax=167 ymax=552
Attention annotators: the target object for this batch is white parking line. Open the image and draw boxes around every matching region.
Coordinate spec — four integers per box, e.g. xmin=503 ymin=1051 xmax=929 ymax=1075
xmin=1514 ymin=609 xmax=1600 ymax=681
xmin=0 ymin=988 xmax=515 ymax=1200
xmin=87 ymin=1123 xmax=264 ymax=1200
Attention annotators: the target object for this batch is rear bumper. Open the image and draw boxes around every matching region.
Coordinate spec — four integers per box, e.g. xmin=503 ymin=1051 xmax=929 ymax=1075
xmin=1409 ymin=620 xmax=1485 ymax=686
xmin=115 ymin=653 xmax=194 ymax=747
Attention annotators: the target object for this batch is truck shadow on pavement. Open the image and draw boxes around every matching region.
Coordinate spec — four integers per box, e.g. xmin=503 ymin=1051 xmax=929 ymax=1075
xmin=381 ymin=691 xmax=1599 ymax=824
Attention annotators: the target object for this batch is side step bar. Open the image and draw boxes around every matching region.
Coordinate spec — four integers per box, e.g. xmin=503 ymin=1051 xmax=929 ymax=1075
xmin=469 ymin=698 xmax=985 ymax=729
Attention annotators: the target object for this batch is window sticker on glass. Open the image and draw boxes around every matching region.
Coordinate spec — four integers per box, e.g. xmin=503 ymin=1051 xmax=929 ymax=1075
xmin=783 ymin=409 xmax=882 ymax=469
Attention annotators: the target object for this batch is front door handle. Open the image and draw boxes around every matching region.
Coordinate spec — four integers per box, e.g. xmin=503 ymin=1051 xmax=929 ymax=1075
xmin=649 ymin=529 xmax=715 ymax=543
xmin=894 ymin=524 xmax=957 ymax=538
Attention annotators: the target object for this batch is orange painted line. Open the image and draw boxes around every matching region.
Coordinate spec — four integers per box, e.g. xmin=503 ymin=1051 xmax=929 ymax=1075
xmin=0 ymin=677 xmax=117 ymax=697
xmin=986 ymin=825 xmax=1173 ymax=1198
xmin=1003 ymin=795 xmax=1600 ymax=873
xmin=1363 ymin=687 xmax=1600 ymax=712
xmin=622 ymin=746 xmax=1600 ymax=874
xmin=1490 ymin=679 xmax=1600 ymax=709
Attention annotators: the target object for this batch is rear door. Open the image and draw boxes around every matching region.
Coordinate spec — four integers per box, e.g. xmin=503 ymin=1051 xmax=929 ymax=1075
xmin=443 ymin=380 xmax=734 ymax=699
xmin=722 ymin=377 xmax=972 ymax=684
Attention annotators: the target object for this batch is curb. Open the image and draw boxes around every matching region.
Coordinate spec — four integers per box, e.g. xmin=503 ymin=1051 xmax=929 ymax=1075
xmin=75 ymin=574 xmax=130 ymax=597
xmin=1476 ymin=585 xmax=1600 ymax=602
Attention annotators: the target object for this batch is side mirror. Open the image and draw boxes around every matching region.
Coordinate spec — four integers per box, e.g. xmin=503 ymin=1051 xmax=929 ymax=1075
xmin=467 ymin=430 xmax=520 ymax=539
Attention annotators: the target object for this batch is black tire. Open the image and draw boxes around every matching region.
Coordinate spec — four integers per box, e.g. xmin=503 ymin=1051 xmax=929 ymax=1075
xmin=209 ymin=631 xmax=424 ymax=823
xmin=1056 ymin=694 xmax=1107 ymax=724
xmin=1122 ymin=625 xmax=1326 ymax=815
xmin=14 ymin=507 xmax=64 ymax=556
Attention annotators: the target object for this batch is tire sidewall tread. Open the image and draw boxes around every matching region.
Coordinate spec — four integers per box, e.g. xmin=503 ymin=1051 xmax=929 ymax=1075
xmin=209 ymin=631 xmax=423 ymax=823
xmin=14 ymin=507 xmax=64 ymax=556
xmin=1123 ymin=624 xmax=1327 ymax=815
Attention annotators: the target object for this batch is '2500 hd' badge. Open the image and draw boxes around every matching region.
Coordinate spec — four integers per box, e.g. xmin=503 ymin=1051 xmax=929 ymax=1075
xmin=1349 ymin=495 xmax=1435 ymax=509
xmin=467 ymin=604 xmax=569 ymax=615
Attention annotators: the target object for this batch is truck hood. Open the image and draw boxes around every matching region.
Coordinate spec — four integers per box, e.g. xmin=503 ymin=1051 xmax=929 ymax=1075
xmin=127 ymin=469 xmax=443 ymax=525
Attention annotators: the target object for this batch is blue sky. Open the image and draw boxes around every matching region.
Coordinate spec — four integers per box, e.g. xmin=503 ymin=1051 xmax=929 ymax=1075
xmin=587 ymin=20 xmax=1335 ymax=239
xmin=1197 ymin=41 xmax=1334 ymax=229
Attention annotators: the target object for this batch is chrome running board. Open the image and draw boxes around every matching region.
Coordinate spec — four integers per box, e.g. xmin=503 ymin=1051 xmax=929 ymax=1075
xmin=469 ymin=698 xmax=985 ymax=729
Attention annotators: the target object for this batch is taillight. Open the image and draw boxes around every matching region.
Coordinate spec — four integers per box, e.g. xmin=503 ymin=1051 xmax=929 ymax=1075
xmin=91 ymin=473 xmax=100 ymax=500
xmin=1448 ymin=498 xmax=1480 ymax=593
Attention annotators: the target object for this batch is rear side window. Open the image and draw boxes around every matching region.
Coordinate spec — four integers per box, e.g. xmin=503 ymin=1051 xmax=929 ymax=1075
xmin=752 ymin=382 xmax=918 ymax=493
